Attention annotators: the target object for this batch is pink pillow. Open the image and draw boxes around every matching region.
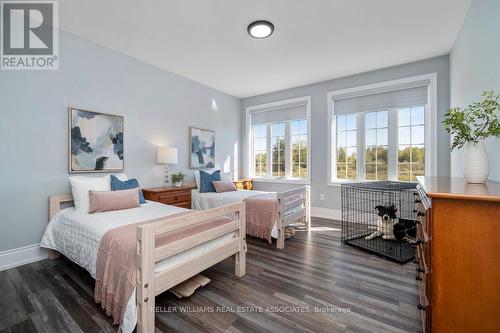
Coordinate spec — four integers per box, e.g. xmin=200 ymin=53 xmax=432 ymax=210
xmin=212 ymin=180 xmax=237 ymax=193
xmin=89 ymin=188 xmax=140 ymax=214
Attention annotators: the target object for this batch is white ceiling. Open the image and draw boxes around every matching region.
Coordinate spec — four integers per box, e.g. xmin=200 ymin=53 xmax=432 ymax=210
xmin=60 ymin=0 xmax=471 ymax=98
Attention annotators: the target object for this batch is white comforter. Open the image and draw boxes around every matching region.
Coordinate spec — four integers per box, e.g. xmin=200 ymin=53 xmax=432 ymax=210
xmin=40 ymin=201 xmax=236 ymax=333
xmin=191 ymin=189 xmax=279 ymax=238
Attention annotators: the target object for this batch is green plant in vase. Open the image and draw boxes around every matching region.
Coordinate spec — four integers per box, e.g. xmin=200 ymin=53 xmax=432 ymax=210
xmin=170 ymin=171 xmax=186 ymax=187
xmin=443 ymin=91 xmax=500 ymax=183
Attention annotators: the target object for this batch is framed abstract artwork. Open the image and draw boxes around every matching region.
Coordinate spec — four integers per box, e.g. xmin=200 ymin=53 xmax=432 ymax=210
xmin=189 ymin=127 xmax=215 ymax=169
xmin=69 ymin=107 xmax=124 ymax=173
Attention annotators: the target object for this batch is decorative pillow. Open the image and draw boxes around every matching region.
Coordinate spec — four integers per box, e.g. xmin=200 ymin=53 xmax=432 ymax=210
xmin=195 ymin=169 xmax=231 ymax=189
xmin=212 ymin=180 xmax=237 ymax=193
xmin=89 ymin=188 xmax=140 ymax=214
xmin=199 ymin=170 xmax=221 ymax=193
xmin=70 ymin=175 xmax=111 ymax=213
xmin=110 ymin=175 xmax=146 ymax=204
xmin=194 ymin=169 xmax=216 ymax=189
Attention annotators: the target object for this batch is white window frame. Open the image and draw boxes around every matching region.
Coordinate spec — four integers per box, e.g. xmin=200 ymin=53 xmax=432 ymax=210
xmin=327 ymin=73 xmax=437 ymax=186
xmin=246 ymin=96 xmax=311 ymax=184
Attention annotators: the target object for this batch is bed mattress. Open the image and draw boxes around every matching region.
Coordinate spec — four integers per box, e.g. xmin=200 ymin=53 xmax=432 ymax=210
xmin=191 ymin=189 xmax=279 ymax=238
xmin=40 ymin=201 xmax=236 ymax=333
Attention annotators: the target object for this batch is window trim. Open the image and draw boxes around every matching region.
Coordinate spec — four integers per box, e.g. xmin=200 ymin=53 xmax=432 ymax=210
xmin=327 ymin=74 xmax=437 ymax=186
xmin=246 ymin=96 xmax=311 ymax=184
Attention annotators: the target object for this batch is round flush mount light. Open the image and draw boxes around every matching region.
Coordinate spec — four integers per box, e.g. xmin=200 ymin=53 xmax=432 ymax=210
xmin=247 ymin=20 xmax=274 ymax=39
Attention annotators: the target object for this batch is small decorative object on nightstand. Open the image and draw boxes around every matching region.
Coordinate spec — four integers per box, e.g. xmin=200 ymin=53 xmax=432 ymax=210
xmin=156 ymin=147 xmax=178 ymax=186
xmin=170 ymin=171 xmax=186 ymax=188
xmin=233 ymin=179 xmax=254 ymax=190
xmin=142 ymin=186 xmax=193 ymax=209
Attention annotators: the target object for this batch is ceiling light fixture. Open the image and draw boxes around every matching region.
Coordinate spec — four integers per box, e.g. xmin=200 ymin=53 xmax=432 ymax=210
xmin=247 ymin=20 xmax=274 ymax=39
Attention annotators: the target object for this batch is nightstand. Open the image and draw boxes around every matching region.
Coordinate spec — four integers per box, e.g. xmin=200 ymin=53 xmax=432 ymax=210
xmin=233 ymin=179 xmax=254 ymax=190
xmin=142 ymin=186 xmax=193 ymax=209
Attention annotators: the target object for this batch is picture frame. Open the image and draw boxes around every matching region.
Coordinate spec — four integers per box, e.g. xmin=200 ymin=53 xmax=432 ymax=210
xmin=189 ymin=126 xmax=215 ymax=169
xmin=68 ymin=107 xmax=124 ymax=173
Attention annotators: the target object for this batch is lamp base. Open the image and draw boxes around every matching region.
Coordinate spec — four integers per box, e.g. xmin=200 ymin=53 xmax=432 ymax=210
xmin=164 ymin=165 xmax=170 ymax=186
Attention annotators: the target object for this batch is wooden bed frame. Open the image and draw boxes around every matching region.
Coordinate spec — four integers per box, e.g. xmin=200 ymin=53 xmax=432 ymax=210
xmin=275 ymin=186 xmax=310 ymax=249
xmin=48 ymin=195 xmax=246 ymax=333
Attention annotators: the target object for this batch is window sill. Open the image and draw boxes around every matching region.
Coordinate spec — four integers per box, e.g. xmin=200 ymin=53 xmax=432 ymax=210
xmin=253 ymin=177 xmax=310 ymax=185
xmin=328 ymin=179 xmax=419 ymax=187
xmin=328 ymin=180 xmax=353 ymax=187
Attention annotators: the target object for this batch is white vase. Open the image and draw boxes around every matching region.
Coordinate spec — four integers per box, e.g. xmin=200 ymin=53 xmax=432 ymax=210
xmin=174 ymin=181 xmax=182 ymax=188
xmin=463 ymin=141 xmax=489 ymax=184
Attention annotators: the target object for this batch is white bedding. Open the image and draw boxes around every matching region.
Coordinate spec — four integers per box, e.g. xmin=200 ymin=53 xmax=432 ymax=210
xmin=191 ymin=189 xmax=279 ymax=238
xmin=40 ymin=201 xmax=236 ymax=333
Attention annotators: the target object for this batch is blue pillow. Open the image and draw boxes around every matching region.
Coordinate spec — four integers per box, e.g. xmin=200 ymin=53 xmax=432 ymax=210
xmin=110 ymin=175 xmax=146 ymax=204
xmin=199 ymin=170 xmax=221 ymax=193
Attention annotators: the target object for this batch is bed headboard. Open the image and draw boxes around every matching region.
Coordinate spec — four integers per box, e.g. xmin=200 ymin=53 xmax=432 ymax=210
xmin=49 ymin=194 xmax=74 ymax=220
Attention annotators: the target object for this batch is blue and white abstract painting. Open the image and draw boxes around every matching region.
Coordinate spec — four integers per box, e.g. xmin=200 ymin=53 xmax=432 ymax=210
xmin=69 ymin=108 xmax=124 ymax=172
xmin=190 ymin=127 xmax=215 ymax=169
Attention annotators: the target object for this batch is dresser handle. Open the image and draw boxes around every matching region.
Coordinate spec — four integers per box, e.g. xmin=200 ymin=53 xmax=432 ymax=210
xmin=413 ymin=192 xmax=418 ymax=196
xmin=417 ymin=267 xmax=426 ymax=273
xmin=417 ymin=211 xmax=425 ymax=217
xmin=417 ymin=304 xmax=428 ymax=311
xmin=415 ymin=199 xmax=422 ymax=203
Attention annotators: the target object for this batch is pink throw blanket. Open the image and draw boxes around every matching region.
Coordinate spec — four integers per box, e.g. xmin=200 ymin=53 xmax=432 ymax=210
xmin=94 ymin=213 xmax=232 ymax=330
xmin=243 ymin=193 xmax=278 ymax=244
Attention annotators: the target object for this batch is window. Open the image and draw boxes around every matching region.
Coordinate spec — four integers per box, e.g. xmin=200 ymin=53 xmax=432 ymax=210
xmin=252 ymin=124 xmax=267 ymax=176
xmin=329 ymin=75 xmax=436 ymax=183
xmin=247 ymin=97 xmax=310 ymax=182
xmin=336 ymin=114 xmax=357 ymax=179
xmin=271 ymin=122 xmax=286 ymax=177
xmin=291 ymin=119 xmax=308 ymax=178
xmin=333 ymin=107 xmax=425 ymax=181
xmin=398 ymin=106 xmax=425 ymax=181
xmin=365 ymin=111 xmax=388 ymax=180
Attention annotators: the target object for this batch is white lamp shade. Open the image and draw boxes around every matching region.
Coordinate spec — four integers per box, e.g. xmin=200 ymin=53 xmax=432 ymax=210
xmin=157 ymin=147 xmax=178 ymax=164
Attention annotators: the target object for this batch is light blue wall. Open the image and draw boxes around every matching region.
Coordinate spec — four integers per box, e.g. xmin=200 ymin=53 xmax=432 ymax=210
xmin=450 ymin=0 xmax=500 ymax=181
xmin=242 ymin=56 xmax=450 ymax=210
xmin=0 ymin=31 xmax=241 ymax=252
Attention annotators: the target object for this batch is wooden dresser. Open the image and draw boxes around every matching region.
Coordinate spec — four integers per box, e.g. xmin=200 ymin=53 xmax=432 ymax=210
xmin=142 ymin=186 xmax=193 ymax=209
xmin=415 ymin=176 xmax=500 ymax=333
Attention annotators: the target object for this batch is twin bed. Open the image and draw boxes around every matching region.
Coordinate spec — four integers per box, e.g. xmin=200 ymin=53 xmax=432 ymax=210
xmin=192 ymin=186 xmax=310 ymax=248
xmin=41 ymin=183 xmax=309 ymax=333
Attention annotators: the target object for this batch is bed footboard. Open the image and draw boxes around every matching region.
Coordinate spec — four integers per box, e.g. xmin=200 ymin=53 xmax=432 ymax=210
xmin=136 ymin=202 xmax=246 ymax=333
xmin=276 ymin=186 xmax=310 ymax=249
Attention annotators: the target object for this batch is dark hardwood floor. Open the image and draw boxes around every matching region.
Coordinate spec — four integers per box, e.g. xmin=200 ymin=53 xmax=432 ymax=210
xmin=0 ymin=218 xmax=421 ymax=333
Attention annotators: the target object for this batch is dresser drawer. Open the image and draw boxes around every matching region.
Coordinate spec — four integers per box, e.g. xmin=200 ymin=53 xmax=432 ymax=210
xmin=416 ymin=221 xmax=429 ymax=244
xmin=416 ymin=268 xmax=431 ymax=333
xmin=416 ymin=244 xmax=428 ymax=274
xmin=171 ymin=202 xmax=191 ymax=209
xmin=142 ymin=186 xmax=193 ymax=209
xmin=159 ymin=192 xmax=191 ymax=205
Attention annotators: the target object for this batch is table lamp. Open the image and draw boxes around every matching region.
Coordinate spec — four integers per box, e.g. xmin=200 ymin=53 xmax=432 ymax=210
xmin=156 ymin=147 xmax=178 ymax=186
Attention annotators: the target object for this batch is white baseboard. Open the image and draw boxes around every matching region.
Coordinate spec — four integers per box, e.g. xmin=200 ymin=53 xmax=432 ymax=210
xmin=311 ymin=207 xmax=341 ymax=221
xmin=0 ymin=244 xmax=48 ymax=271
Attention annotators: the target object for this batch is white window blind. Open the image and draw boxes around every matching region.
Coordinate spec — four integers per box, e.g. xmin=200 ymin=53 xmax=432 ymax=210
xmin=334 ymin=84 xmax=428 ymax=115
xmin=250 ymin=101 xmax=308 ymax=125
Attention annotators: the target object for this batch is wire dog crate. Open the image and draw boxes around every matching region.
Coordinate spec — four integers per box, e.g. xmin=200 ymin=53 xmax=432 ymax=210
xmin=341 ymin=181 xmax=418 ymax=264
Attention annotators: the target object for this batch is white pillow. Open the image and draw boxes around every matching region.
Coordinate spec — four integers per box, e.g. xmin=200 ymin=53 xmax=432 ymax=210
xmin=194 ymin=169 xmax=231 ymax=189
xmin=69 ymin=173 xmax=128 ymax=213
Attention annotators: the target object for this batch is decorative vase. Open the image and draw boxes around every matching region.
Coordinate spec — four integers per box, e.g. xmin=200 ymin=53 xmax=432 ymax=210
xmin=463 ymin=141 xmax=489 ymax=184
xmin=174 ymin=181 xmax=182 ymax=188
